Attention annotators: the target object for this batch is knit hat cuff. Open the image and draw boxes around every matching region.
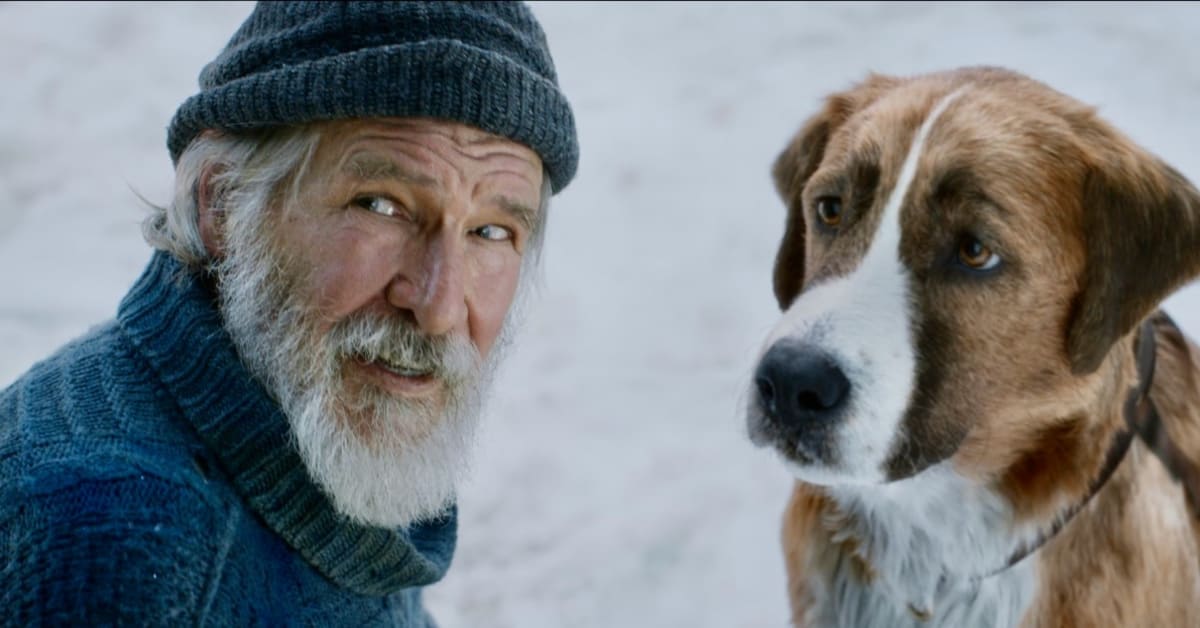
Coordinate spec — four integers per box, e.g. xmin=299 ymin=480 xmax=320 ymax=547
xmin=167 ymin=39 xmax=578 ymax=193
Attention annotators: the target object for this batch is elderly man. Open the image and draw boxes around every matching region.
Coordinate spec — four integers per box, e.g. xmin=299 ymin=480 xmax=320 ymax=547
xmin=0 ymin=1 xmax=576 ymax=624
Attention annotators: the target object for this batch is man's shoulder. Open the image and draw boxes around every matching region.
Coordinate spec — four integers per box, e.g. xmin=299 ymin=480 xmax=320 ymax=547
xmin=1 ymin=454 xmax=434 ymax=627
xmin=0 ymin=448 xmax=239 ymax=625
xmin=1 ymin=318 xmax=138 ymax=431
xmin=0 ymin=315 xmax=231 ymax=531
xmin=1 ymin=318 xmax=240 ymax=624
xmin=0 ymin=318 xmax=205 ymax=480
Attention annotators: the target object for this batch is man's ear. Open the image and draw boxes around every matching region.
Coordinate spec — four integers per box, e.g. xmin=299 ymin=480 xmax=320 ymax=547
xmin=196 ymin=165 xmax=226 ymax=259
xmin=1067 ymin=150 xmax=1200 ymax=374
xmin=772 ymin=74 xmax=900 ymax=310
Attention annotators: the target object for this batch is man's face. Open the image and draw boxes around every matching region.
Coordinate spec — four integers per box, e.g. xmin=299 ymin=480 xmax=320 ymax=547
xmin=281 ymin=118 xmax=543 ymax=429
xmin=211 ymin=118 xmax=544 ymax=527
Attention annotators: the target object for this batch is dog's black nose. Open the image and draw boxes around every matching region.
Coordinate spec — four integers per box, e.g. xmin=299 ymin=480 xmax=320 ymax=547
xmin=755 ymin=340 xmax=850 ymax=425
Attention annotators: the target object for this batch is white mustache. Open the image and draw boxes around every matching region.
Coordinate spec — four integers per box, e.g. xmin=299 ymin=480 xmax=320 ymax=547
xmin=326 ymin=312 xmax=480 ymax=385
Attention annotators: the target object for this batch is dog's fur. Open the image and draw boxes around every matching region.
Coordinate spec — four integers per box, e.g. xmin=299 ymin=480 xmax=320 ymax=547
xmin=747 ymin=67 xmax=1200 ymax=627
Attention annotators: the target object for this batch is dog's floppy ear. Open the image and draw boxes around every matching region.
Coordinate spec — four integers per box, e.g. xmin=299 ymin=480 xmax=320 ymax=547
xmin=771 ymin=114 xmax=831 ymax=310
xmin=772 ymin=74 xmax=900 ymax=310
xmin=1067 ymin=145 xmax=1200 ymax=374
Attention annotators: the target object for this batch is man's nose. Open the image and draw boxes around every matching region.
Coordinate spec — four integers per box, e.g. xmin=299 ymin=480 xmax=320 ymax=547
xmin=387 ymin=233 xmax=468 ymax=336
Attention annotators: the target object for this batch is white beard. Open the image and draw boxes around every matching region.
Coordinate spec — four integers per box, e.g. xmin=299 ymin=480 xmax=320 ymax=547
xmin=212 ymin=205 xmax=515 ymax=529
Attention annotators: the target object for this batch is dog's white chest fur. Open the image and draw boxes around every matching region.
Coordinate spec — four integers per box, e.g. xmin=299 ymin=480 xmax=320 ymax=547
xmin=808 ymin=559 xmax=1034 ymax=628
xmin=805 ymin=463 xmax=1038 ymax=627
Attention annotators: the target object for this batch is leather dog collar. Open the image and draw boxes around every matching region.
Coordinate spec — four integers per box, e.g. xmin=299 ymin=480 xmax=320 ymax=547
xmin=981 ymin=319 xmax=1159 ymax=580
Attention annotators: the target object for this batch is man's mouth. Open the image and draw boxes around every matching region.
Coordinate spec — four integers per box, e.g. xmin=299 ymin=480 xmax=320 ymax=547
xmin=357 ymin=352 xmax=435 ymax=379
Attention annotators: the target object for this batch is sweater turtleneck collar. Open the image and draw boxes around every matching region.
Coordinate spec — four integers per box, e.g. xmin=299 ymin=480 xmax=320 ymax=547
xmin=116 ymin=251 xmax=456 ymax=596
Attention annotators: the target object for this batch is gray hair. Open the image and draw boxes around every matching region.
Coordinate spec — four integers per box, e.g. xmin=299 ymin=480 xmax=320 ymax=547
xmin=143 ymin=125 xmax=553 ymax=276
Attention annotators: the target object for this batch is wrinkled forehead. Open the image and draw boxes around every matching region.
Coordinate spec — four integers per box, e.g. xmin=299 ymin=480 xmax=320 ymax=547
xmin=299 ymin=118 xmax=547 ymax=201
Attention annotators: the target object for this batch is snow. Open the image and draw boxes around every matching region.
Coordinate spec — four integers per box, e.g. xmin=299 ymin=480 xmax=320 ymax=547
xmin=2 ymin=2 xmax=1199 ymax=626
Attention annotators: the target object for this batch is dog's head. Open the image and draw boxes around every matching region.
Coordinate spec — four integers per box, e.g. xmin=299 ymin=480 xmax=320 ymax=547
xmin=748 ymin=67 xmax=1200 ymax=486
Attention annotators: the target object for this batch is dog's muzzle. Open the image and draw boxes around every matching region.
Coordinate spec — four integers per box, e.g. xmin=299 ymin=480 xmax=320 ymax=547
xmin=751 ymin=338 xmax=851 ymax=463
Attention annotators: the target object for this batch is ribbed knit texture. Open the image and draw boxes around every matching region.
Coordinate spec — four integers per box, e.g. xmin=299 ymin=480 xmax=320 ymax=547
xmin=167 ymin=1 xmax=579 ymax=193
xmin=0 ymin=251 xmax=456 ymax=625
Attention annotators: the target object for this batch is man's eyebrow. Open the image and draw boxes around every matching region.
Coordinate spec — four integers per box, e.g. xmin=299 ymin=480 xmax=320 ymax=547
xmin=340 ymin=152 xmax=437 ymax=186
xmin=342 ymin=152 xmax=538 ymax=230
xmin=493 ymin=195 xmax=537 ymax=233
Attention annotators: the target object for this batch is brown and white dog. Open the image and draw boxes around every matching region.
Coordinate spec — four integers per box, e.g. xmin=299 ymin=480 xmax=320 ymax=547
xmin=746 ymin=66 xmax=1200 ymax=627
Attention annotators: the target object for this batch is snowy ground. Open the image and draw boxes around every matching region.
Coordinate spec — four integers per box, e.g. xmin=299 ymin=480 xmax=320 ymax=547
xmin=3 ymin=2 xmax=1200 ymax=626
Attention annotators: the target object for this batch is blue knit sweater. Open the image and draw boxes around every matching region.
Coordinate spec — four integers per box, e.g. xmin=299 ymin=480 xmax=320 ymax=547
xmin=0 ymin=252 xmax=456 ymax=626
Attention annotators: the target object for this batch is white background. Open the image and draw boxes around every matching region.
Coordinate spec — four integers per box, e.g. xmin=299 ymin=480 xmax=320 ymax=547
xmin=3 ymin=2 xmax=1199 ymax=626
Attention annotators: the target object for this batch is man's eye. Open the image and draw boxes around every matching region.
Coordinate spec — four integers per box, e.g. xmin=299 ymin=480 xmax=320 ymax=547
xmin=474 ymin=224 xmax=513 ymax=242
xmin=352 ymin=195 xmax=400 ymax=217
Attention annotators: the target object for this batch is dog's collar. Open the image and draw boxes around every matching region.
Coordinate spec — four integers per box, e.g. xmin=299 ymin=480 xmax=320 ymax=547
xmin=1127 ymin=314 xmax=1200 ymax=516
xmin=981 ymin=319 xmax=1159 ymax=580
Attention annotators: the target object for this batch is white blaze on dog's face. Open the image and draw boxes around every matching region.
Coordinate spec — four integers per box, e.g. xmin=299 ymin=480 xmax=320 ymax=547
xmin=748 ymin=68 xmax=1200 ymax=491
xmin=752 ymin=89 xmax=964 ymax=485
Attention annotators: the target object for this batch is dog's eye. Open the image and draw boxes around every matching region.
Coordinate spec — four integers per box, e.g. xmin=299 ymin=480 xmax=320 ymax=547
xmin=815 ymin=196 xmax=843 ymax=227
xmin=958 ymin=236 xmax=1000 ymax=271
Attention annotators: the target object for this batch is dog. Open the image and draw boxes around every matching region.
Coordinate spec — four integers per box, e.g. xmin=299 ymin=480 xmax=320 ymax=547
xmin=745 ymin=66 xmax=1200 ymax=627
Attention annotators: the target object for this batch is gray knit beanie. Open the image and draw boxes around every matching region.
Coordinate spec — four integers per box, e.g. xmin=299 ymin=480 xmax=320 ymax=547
xmin=167 ymin=1 xmax=578 ymax=193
